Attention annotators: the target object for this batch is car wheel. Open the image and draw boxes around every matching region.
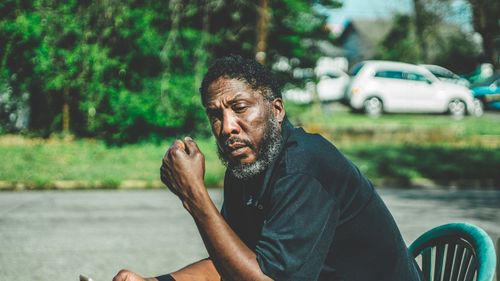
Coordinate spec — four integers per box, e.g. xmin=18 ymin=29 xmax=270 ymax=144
xmin=448 ymin=99 xmax=466 ymax=118
xmin=473 ymin=98 xmax=484 ymax=117
xmin=364 ymin=97 xmax=383 ymax=117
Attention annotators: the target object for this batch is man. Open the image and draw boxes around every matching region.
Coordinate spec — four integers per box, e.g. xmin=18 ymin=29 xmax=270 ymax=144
xmin=113 ymin=55 xmax=422 ymax=281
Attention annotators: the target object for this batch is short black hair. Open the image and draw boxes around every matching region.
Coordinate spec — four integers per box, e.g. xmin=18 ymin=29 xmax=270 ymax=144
xmin=199 ymin=55 xmax=281 ymax=106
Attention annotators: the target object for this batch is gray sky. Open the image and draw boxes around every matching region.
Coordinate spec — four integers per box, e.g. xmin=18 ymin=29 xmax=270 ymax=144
xmin=324 ymin=0 xmax=473 ymax=31
xmin=327 ymin=0 xmax=413 ymax=24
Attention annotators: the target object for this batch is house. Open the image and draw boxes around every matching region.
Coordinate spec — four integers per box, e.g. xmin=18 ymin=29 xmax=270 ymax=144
xmin=335 ymin=19 xmax=393 ymax=66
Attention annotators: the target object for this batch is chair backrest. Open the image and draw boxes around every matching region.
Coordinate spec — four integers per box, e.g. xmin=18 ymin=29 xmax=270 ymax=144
xmin=408 ymin=223 xmax=496 ymax=281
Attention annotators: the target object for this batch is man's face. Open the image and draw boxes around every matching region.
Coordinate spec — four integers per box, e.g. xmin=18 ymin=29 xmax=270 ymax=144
xmin=205 ymin=78 xmax=285 ymax=178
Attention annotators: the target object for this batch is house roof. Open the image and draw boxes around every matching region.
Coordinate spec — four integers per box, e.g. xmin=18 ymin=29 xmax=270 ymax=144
xmin=337 ymin=18 xmax=393 ymax=46
xmin=315 ymin=40 xmax=346 ymax=57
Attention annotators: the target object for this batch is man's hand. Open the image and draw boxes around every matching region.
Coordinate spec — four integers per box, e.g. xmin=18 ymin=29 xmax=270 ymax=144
xmin=112 ymin=269 xmax=157 ymax=281
xmin=160 ymin=137 xmax=207 ymax=212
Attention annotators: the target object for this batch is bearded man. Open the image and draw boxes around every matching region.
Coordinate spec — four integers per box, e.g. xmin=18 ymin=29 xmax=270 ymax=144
xmin=113 ymin=55 xmax=422 ymax=281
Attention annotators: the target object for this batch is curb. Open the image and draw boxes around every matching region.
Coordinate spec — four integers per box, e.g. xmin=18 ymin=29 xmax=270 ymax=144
xmin=0 ymin=178 xmax=497 ymax=191
xmin=0 ymin=180 xmax=166 ymax=191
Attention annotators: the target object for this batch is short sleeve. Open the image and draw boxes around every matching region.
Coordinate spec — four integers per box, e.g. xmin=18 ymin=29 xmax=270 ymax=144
xmin=254 ymin=174 xmax=339 ymax=281
xmin=220 ymin=203 xmax=226 ymax=218
xmin=155 ymin=274 xmax=175 ymax=281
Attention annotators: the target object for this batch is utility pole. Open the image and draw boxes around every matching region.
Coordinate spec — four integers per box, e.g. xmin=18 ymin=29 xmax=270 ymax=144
xmin=255 ymin=0 xmax=269 ymax=65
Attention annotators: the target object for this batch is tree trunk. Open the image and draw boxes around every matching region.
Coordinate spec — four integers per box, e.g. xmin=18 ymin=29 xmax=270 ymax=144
xmin=160 ymin=0 xmax=183 ymax=111
xmin=62 ymin=88 xmax=70 ymax=134
xmin=469 ymin=0 xmax=499 ymax=68
xmin=413 ymin=0 xmax=428 ymax=62
xmin=255 ymin=0 xmax=269 ymax=65
xmin=195 ymin=0 xmax=211 ymax=88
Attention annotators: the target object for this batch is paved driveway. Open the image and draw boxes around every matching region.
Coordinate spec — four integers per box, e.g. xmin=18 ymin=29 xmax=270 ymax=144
xmin=0 ymin=189 xmax=498 ymax=281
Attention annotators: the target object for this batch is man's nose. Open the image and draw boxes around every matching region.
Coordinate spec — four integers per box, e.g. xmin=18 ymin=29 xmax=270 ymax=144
xmin=221 ymin=111 xmax=240 ymax=136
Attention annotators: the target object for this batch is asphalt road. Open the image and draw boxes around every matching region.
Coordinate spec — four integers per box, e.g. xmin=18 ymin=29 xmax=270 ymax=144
xmin=0 ymin=189 xmax=499 ymax=281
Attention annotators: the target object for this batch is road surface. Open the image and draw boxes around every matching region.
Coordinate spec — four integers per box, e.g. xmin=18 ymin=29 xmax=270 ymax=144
xmin=0 ymin=189 xmax=498 ymax=281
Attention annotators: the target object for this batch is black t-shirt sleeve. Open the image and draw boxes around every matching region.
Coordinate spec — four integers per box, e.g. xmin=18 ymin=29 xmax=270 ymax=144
xmin=254 ymin=173 xmax=339 ymax=281
xmin=155 ymin=274 xmax=175 ymax=281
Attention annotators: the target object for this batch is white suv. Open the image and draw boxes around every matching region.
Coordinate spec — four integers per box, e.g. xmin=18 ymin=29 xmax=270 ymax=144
xmin=345 ymin=60 xmax=476 ymax=117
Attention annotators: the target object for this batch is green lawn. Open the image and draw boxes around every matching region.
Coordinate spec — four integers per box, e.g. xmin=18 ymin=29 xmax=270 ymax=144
xmin=286 ymin=103 xmax=500 ymax=147
xmin=0 ymin=135 xmax=225 ymax=189
xmin=1 ymin=108 xmax=499 ymax=189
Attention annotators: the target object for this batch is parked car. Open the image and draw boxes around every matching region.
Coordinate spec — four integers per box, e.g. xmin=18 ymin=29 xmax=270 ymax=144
xmin=345 ymin=60 xmax=477 ymax=117
xmin=420 ymin=64 xmax=470 ymax=87
xmin=471 ymin=73 xmax=500 ymax=111
xmin=282 ymin=84 xmax=313 ymax=104
xmin=316 ymin=70 xmax=350 ymax=102
xmin=283 ymin=69 xmax=349 ymax=104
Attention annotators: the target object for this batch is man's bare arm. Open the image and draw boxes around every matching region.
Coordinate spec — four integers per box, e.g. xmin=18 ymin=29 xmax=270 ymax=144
xmin=188 ymin=186 xmax=272 ymax=281
xmin=112 ymin=258 xmax=219 ymax=281
xmin=161 ymin=138 xmax=273 ymax=281
xmin=170 ymin=258 xmax=220 ymax=281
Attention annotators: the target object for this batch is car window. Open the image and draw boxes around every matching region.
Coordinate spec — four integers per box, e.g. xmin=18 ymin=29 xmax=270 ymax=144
xmin=430 ymin=70 xmax=454 ymax=79
xmin=374 ymin=70 xmax=404 ymax=79
xmin=349 ymin=62 xmax=365 ymax=76
xmin=405 ymin=72 xmax=428 ymax=82
xmin=472 ymin=74 xmax=500 ymax=87
xmin=324 ymin=73 xmax=340 ymax=79
xmin=431 ymin=72 xmax=450 ymax=79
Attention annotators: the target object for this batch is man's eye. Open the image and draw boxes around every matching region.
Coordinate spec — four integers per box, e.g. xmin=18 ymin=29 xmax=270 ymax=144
xmin=233 ymin=105 xmax=247 ymax=112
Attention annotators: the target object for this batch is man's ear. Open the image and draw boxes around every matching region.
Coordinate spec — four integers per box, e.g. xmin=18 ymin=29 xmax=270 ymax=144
xmin=271 ymin=98 xmax=285 ymax=123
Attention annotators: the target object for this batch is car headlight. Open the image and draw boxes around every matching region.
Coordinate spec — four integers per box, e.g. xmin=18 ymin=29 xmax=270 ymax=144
xmin=351 ymin=87 xmax=361 ymax=95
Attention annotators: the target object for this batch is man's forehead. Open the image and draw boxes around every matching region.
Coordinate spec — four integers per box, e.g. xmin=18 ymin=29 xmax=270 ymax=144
xmin=205 ymin=78 xmax=260 ymax=103
xmin=208 ymin=77 xmax=251 ymax=91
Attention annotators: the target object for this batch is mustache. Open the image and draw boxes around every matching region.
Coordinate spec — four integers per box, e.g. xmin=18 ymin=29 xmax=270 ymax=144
xmin=219 ymin=136 xmax=254 ymax=152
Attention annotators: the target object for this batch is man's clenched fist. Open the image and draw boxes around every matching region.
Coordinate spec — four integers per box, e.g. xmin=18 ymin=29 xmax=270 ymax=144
xmin=112 ymin=269 xmax=157 ymax=281
xmin=160 ymin=137 xmax=207 ymax=212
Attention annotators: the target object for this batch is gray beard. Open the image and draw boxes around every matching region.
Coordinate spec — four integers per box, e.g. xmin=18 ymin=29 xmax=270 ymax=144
xmin=217 ymin=117 xmax=283 ymax=180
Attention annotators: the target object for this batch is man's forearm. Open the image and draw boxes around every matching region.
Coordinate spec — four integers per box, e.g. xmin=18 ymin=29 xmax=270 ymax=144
xmin=170 ymin=258 xmax=219 ymax=281
xmin=185 ymin=190 xmax=272 ymax=281
xmin=160 ymin=137 xmax=271 ymax=280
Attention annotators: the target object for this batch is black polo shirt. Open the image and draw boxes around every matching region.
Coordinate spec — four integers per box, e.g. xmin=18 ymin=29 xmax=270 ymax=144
xmin=221 ymin=119 xmax=421 ymax=281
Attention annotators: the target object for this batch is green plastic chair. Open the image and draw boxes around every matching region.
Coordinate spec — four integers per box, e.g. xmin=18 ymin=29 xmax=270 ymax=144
xmin=408 ymin=223 xmax=497 ymax=281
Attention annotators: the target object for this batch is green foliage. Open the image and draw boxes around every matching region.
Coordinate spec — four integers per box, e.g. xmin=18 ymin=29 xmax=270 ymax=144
xmin=269 ymin=0 xmax=332 ymax=66
xmin=468 ymin=0 xmax=500 ymax=68
xmin=376 ymin=15 xmax=420 ymax=63
xmin=431 ymin=30 xmax=482 ymax=74
xmin=0 ymin=0 xmax=335 ymax=144
xmin=345 ymin=145 xmax=500 ymax=186
xmin=377 ymin=4 xmax=482 ymax=73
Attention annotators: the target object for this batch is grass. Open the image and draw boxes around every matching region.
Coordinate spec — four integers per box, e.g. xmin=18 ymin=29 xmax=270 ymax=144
xmin=0 ymin=135 xmax=225 ymax=189
xmin=286 ymin=103 xmax=500 ymax=147
xmin=342 ymin=144 xmax=499 ymax=187
xmin=1 ymin=105 xmax=499 ymax=190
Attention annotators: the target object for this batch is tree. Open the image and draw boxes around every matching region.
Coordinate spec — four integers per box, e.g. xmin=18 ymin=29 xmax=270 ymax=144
xmin=377 ymin=15 xmax=420 ymax=63
xmin=0 ymin=1 xmax=42 ymax=133
xmin=1 ymin=0 xmax=338 ymax=144
xmin=468 ymin=0 xmax=500 ymax=68
xmin=378 ymin=1 xmax=482 ymax=74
